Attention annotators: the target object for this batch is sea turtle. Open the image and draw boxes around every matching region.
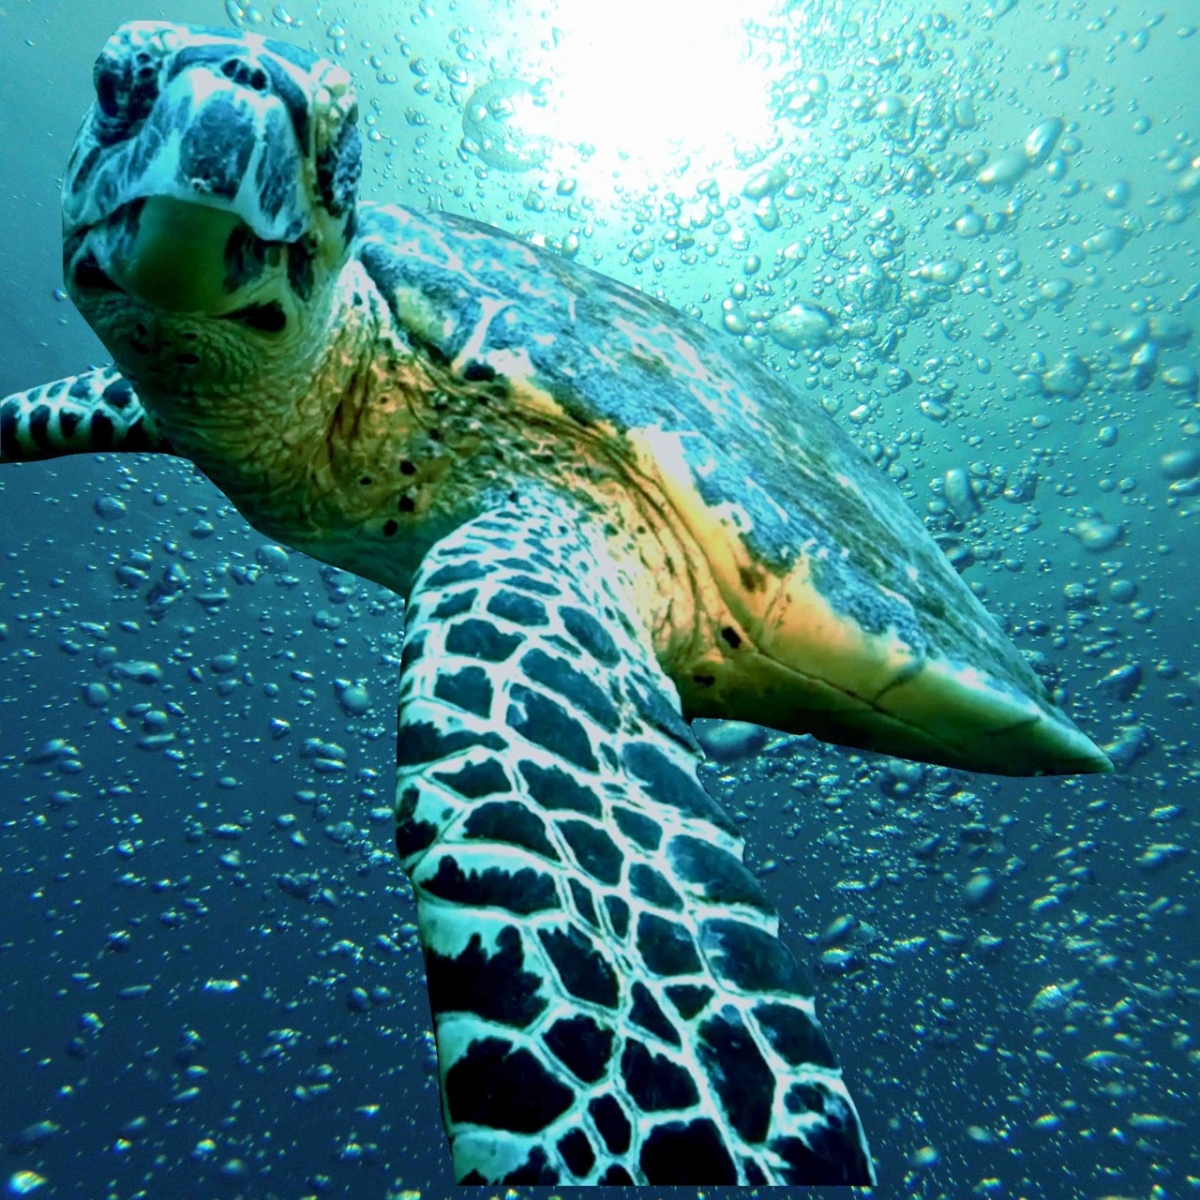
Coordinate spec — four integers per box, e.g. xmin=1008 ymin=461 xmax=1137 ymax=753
xmin=0 ymin=20 xmax=1111 ymax=1188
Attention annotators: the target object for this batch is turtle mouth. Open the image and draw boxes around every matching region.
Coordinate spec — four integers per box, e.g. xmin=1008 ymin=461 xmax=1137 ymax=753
xmin=71 ymin=195 xmax=293 ymax=316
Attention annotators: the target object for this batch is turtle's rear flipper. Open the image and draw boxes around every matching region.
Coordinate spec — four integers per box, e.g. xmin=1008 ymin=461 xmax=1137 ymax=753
xmin=395 ymin=493 xmax=874 ymax=1187
xmin=1 ymin=368 xmax=173 ymax=463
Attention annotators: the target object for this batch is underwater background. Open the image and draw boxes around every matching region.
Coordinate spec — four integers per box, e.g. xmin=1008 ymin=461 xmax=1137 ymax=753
xmin=1 ymin=0 xmax=1198 ymax=1197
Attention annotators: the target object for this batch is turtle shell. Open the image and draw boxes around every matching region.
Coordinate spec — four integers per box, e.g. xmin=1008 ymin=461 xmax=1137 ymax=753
xmin=354 ymin=202 xmax=1108 ymax=777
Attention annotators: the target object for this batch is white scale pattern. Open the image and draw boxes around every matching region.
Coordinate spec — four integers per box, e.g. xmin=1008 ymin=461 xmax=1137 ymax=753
xmin=393 ymin=492 xmax=874 ymax=1185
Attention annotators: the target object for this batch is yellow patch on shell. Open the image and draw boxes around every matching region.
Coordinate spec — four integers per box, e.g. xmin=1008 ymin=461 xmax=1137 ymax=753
xmin=624 ymin=422 xmax=1111 ymax=775
xmin=758 ymin=550 xmax=925 ymax=701
xmin=628 ymin=423 xmax=914 ymax=695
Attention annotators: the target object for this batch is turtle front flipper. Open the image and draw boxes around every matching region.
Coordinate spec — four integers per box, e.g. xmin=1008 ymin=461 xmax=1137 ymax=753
xmin=395 ymin=494 xmax=873 ymax=1187
xmin=1 ymin=368 xmax=173 ymax=463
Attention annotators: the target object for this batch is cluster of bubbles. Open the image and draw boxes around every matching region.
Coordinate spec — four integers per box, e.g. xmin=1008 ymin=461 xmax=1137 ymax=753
xmin=218 ymin=0 xmax=1200 ymax=1192
xmin=4 ymin=0 xmax=1200 ymax=1195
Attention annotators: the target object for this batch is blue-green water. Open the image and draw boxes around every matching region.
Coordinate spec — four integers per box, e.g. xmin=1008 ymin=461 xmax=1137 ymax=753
xmin=1 ymin=1 xmax=1197 ymax=1196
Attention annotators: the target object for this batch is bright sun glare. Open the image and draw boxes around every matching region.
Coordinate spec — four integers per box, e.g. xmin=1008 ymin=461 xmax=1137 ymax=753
xmin=543 ymin=0 xmax=779 ymax=176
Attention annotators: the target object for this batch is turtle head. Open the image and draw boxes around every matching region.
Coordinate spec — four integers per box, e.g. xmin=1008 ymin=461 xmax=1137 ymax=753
xmin=62 ymin=22 xmax=360 ymax=348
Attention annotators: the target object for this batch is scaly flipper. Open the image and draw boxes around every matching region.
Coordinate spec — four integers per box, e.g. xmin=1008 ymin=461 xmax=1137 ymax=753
xmin=395 ymin=492 xmax=874 ymax=1186
xmin=0 ymin=368 xmax=172 ymax=463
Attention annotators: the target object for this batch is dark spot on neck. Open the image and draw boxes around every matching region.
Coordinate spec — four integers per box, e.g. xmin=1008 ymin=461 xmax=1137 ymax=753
xmin=221 ymin=301 xmax=287 ymax=333
xmin=720 ymin=627 xmax=742 ymax=649
xmin=399 ymin=459 xmax=416 ymax=475
xmin=383 ymin=519 xmax=399 ymax=537
xmin=398 ymin=495 xmax=416 ymax=513
xmin=463 ymin=360 xmax=496 ymax=382
xmin=738 ymin=566 xmax=765 ymax=592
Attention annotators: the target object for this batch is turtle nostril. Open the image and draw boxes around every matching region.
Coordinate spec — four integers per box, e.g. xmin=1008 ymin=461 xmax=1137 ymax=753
xmin=220 ymin=58 xmax=270 ymax=92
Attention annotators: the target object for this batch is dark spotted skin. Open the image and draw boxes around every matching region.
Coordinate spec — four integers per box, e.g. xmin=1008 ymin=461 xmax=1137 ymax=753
xmin=395 ymin=493 xmax=872 ymax=1186
xmin=0 ymin=367 xmax=170 ymax=462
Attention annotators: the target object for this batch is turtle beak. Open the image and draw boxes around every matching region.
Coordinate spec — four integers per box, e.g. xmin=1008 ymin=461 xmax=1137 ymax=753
xmin=100 ymin=197 xmax=252 ymax=314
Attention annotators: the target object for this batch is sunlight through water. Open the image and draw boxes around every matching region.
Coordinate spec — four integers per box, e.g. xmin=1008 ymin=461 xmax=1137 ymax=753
xmin=544 ymin=0 xmax=779 ymax=183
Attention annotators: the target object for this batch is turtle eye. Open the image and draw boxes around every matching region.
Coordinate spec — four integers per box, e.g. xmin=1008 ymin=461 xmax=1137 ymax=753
xmin=93 ymin=56 xmax=123 ymax=118
xmin=92 ymin=48 xmax=159 ymax=129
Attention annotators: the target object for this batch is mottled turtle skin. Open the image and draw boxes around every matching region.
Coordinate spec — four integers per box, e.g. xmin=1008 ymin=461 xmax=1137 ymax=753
xmin=0 ymin=21 xmax=1110 ymax=1188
